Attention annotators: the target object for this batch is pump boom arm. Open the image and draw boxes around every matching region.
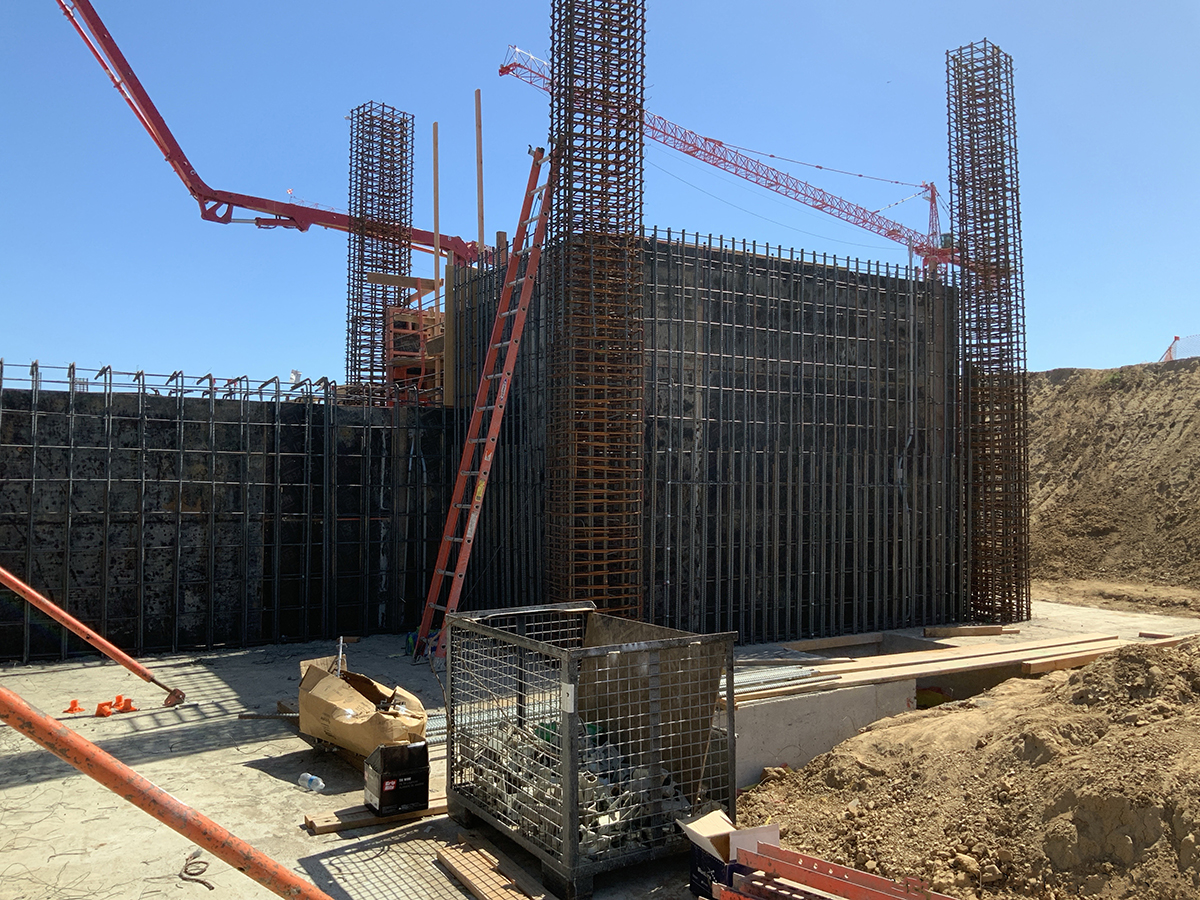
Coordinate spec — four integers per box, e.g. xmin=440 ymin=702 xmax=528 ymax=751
xmin=59 ymin=0 xmax=476 ymax=263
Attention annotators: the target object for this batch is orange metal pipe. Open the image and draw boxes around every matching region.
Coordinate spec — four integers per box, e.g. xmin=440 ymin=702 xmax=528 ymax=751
xmin=0 ymin=565 xmax=184 ymax=706
xmin=0 ymin=684 xmax=335 ymax=900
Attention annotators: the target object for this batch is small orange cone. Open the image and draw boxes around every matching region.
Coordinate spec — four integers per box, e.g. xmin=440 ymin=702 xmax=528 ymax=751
xmin=116 ymin=698 xmax=138 ymax=713
xmin=63 ymin=699 xmax=84 ymax=714
xmin=94 ymin=702 xmax=113 ymax=718
xmin=113 ymin=694 xmax=124 ymax=707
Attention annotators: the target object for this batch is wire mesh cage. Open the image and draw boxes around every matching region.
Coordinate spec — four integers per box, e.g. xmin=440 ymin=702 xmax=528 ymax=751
xmin=446 ymin=602 xmax=735 ymax=898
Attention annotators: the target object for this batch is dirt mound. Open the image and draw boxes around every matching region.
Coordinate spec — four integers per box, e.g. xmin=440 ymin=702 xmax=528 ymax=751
xmin=738 ymin=638 xmax=1200 ymax=899
xmin=1028 ymin=357 xmax=1200 ymax=591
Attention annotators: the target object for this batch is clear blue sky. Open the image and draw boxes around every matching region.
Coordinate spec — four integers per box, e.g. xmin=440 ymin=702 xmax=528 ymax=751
xmin=2 ymin=1 xmax=1196 ymax=382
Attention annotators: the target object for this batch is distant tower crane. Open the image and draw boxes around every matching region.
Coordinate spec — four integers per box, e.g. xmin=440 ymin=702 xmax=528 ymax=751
xmin=500 ymin=46 xmax=952 ymax=268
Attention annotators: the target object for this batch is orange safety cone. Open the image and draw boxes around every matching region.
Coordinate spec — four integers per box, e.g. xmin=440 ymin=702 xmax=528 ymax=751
xmin=63 ymin=699 xmax=85 ymax=714
xmin=94 ymin=702 xmax=113 ymax=718
xmin=114 ymin=694 xmax=124 ymax=708
xmin=116 ymin=698 xmax=138 ymax=713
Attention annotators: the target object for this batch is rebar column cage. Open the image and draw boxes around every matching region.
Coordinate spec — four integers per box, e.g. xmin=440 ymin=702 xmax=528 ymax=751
xmin=947 ymin=40 xmax=1030 ymax=624
xmin=445 ymin=602 xmax=735 ymax=899
xmin=347 ymin=101 xmax=414 ymax=405
xmin=546 ymin=0 xmax=647 ymax=615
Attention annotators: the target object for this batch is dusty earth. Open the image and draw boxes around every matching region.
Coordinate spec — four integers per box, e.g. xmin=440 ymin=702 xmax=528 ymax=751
xmin=1028 ymin=357 xmax=1200 ymax=597
xmin=739 ymin=639 xmax=1200 ymax=900
xmin=739 ymin=359 xmax=1200 ymax=899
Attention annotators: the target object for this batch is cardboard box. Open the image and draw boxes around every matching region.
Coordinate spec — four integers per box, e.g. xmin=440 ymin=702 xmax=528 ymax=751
xmin=298 ymin=656 xmax=427 ymax=759
xmin=677 ymin=810 xmax=779 ymax=899
xmin=364 ymin=741 xmax=430 ymax=815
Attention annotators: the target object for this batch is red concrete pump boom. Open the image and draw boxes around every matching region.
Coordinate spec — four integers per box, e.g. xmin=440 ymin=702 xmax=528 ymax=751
xmin=58 ymin=0 xmax=477 ymax=264
xmin=500 ymin=46 xmax=952 ymax=268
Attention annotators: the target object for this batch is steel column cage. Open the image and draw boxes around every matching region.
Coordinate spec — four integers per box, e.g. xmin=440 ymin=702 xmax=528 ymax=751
xmin=347 ymin=102 xmax=414 ymax=405
xmin=546 ymin=0 xmax=647 ymax=617
xmin=0 ymin=361 xmax=442 ymax=662
xmin=947 ymin=40 xmax=1030 ymax=624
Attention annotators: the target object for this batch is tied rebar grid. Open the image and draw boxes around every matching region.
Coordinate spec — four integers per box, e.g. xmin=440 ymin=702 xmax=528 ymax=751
xmin=450 ymin=233 xmax=966 ymax=642
xmin=947 ymin=40 xmax=1031 ymax=624
xmin=0 ymin=361 xmax=435 ymax=662
xmin=347 ymin=102 xmax=414 ymax=406
xmin=547 ymin=0 xmax=647 ymax=616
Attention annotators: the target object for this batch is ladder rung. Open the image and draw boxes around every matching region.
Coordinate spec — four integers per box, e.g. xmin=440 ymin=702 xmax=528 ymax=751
xmin=454 ymin=503 xmax=471 ymax=509
xmin=529 ymin=182 xmax=548 ymax=195
xmin=518 ymin=217 xmax=537 ymax=228
xmin=468 ymin=436 xmax=489 ymax=442
xmin=507 ymin=276 xmax=528 ymax=287
xmin=460 ymin=469 xmax=483 ymax=476
xmin=492 ymin=340 xmax=513 ymax=349
xmin=446 ymin=536 xmax=466 ymax=543
xmin=500 ymin=308 xmax=520 ymax=317
xmin=428 ymin=603 xmax=448 ymax=612
xmin=435 ymin=569 xmax=455 ymax=577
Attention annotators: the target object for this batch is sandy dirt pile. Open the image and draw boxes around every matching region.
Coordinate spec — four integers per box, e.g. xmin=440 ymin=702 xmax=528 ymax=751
xmin=1028 ymin=357 xmax=1200 ymax=599
xmin=738 ymin=638 xmax=1200 ymax=899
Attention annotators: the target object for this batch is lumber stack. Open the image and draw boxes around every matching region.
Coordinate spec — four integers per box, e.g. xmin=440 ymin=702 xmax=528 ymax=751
xmin=732 ymin=633 xmax=1183 ymax=706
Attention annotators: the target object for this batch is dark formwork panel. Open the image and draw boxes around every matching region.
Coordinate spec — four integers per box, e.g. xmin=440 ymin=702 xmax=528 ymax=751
xmin=0 ymin=364 xmax=448 ymax=662
xmin=450 ymin=232 xmax=965 ymax=643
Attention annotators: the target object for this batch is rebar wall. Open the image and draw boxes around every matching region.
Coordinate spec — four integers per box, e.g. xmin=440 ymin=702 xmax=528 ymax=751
xmin=546 ymin=0 xmax=647 ymax=615
xmin=347 ymin=102 xmax=414 ymax=404
xmin=0 ymin=362 xmax=445 ymax=662
xmin=451 ymin=234 xmax=965 ymax=642
xmin=947 ymin=40 xmax=1031 ymax=623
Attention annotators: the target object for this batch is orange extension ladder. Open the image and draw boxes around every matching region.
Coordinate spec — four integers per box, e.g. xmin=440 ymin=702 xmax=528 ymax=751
xmin=413 ymin=145 xmax=556 ymax=659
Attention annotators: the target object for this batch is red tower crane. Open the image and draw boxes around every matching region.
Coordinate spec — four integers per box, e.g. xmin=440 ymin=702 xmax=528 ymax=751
xmin=58 ymin=0 xmax=477 ymax=264
xmin=500 ymin=46 xmax=952 ymax=268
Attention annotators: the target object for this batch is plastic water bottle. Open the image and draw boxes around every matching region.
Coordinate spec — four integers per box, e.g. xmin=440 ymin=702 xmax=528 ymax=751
xmin=297 ymin=772 xmax=325 ymax=792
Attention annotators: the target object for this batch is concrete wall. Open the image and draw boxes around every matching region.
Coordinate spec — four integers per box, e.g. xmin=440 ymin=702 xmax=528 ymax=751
xmin=733 ymin=680 xmax=916 ymax=787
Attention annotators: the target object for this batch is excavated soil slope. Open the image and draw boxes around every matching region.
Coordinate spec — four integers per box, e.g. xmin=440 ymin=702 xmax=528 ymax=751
xmin=739 ymin=639 xmax=1200 ymax=899
xmin=1029 ymin=357 xmax=1200 ymax=606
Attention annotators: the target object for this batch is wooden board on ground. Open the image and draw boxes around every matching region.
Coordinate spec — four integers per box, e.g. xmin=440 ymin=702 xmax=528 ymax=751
xmin=733 ymin=635 xmax=1124 ymax=705
xmin=923 ymin=625 xmax=1021 ymax=637
xmin=781 ymin=632 xmax=883 ymax=652
xmin=437 ymin=834 xmax=559 ymax=900
xmin=1022 ymin=635 xmax=1187 ymax=675
xmin=304 ymin=797 xmax=448 ymax=835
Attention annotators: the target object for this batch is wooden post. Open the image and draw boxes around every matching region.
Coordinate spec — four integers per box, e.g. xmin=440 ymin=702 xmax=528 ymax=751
xmin=432 ymin=121 xmax=441 ymax=317
xmin=475 ymin=89 xmax=485 ymax=255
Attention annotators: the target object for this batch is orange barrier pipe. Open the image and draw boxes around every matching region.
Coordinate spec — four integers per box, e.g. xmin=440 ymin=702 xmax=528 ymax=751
xmin=0 ymin=684 xmax=335 ymax=900
xmin=0 ymin=565 xmax=185 ymax=706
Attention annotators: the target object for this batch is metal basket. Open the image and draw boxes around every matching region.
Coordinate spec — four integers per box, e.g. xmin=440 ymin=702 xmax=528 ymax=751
xmin=446 ymin=602 xmax=735 ymax=898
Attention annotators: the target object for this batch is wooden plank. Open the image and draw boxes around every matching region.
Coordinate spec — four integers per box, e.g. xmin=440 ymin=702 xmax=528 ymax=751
xmin=1139 ymin=631 xmax=1174 ymax=639
xmin=1023 ymin=635 xmax=1187 ymax=676
xmin=923 ymin=625 xmax=1004 ymax=637
xmin=460 ymin=834 xmax=558 ymax=900
xmin=810 ymin=633 xmax=1118 ymax=677
xmin=781 ymin=633 xmax=883 ymax=652
xmin=304 ymin=797 xmax=448 ymax=835
xmin=734 ymin=638 xmax=1124 ymax=704
xmin=437 ymin=837 xmax=559 ymax=900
